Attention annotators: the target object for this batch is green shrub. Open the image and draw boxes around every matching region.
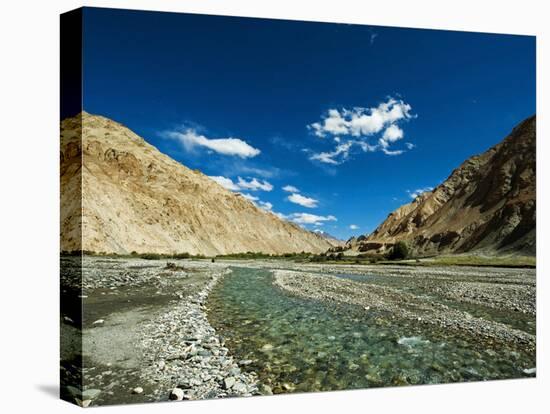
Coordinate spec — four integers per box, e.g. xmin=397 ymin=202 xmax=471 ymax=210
xmin=172 ymin=252 xmax=191 ymax=259
xmin=141 ymin=253 xmax=162 ymax=260
xmin=388 ymin=241 xmax=409 ymax=260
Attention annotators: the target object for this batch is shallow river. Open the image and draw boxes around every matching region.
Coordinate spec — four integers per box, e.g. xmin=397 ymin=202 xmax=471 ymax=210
xmin=207 ymin=267 xmax=535 ymax=393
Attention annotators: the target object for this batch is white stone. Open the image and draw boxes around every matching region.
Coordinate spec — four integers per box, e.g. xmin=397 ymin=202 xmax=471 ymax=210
xmin=169 ymin=387 xmax=184 ymax=401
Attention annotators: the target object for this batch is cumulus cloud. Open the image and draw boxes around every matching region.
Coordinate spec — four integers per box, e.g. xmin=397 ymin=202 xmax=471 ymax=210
xmin=208 ymin=176 xmax=273 ymax=192
xmin=208 ymin=176 xmax=241 ymax=191
xmin=307 ymin=97 xmax=415 ymax=164
xmin=309 ymin=98 xmax=412 ymax=139
xmin=282 ymin=185 xmax=299 ymax=193
xmin=349 ymin=224 xmax=359 ymax=230
xmin=407 ymin=186 xmax=433 ymax=199
xmin=167 ymin=129 xmax=260 ymax=158
xmin=287 ymin=213 xmax=337 ymax=226
xmin=239 ymin=193 xmax=259 ymax=202
xmin=287 ymin=193 xmax=319 ymax=208
xmin=258 ymin=200 xmax=273 ymax=211
xmin=209 ymin=175 xmax=274 ymax=213
xmin=381 ymin=124 xmax=404 ymax=143
xmin=237 ymin=193 xmax=274 ymax=212
xmin=237 ymin=177 xmax=273 ymax=191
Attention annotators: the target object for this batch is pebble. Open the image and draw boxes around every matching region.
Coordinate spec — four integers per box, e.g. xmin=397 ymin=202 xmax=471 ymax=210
xmin=223 ymin=377 xmax=236 ymax=389
xmin=169 ymin=387 xmax=185 ymax=401
xmin=233 ymin=382 xmax=247 ymax=393
xmin=93 ymin=319 xmax=105 ymax=325
xmin=132 ymin=387 xmax=144 ymax=394
xmin=82 ymin=389 xmax=101 ymax=399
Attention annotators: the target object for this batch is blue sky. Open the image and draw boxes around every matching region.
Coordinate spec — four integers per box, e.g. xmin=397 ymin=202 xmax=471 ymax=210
xmin=82 ymin=7 xmax=535 ymax=240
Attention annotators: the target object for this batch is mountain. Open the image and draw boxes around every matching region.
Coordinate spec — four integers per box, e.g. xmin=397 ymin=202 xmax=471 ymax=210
xmin=60 ymin=112 xmax=336 ymax=256
xmin=346 ymin=115 xmax=536 ymax=257
xmin=312 ymin=230 xmax=344 ymax=247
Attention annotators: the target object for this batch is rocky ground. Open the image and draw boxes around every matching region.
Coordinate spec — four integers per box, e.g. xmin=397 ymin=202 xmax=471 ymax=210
xmin=272 ymin=266 xmax=536 ymax=352
xmin=60 ymin=256 xmax=259 ymax=407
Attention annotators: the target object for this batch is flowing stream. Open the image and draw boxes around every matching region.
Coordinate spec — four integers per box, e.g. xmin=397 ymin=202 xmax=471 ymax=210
xmin=207 ymin=267 xmax=535 ymax=393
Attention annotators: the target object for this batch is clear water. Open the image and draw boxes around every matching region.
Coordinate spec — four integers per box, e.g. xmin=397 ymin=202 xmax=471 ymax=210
xmin=207 ymin=267 xmax=535 ymax=394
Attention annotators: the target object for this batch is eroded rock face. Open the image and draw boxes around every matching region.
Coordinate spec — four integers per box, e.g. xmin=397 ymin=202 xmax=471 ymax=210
xmin=348 ymin=115 xmax=536 ymax=256
xmin=60 ymin=112 xmax=335 ymax=255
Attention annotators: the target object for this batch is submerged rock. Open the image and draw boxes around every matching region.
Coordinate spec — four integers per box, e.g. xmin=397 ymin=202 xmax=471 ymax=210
xmin=397 ymin=336 xmax=430 ymax=347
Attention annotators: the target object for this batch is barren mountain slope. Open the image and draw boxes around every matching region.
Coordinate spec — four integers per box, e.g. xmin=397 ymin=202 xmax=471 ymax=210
xmin=347 ymin=115 xmax=536 ymax=256
xmin=60 ymin=112 xmax=335 ymax=255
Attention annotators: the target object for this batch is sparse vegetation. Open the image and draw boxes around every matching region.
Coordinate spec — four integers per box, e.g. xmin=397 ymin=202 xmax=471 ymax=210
xmin=215 ymin=251 xmax=313 ymax=261
xmin=387 ymin=241 xmax=409 ymax=260
xmin=59 ymin=250 xmax=535 ymax=268
xmin=426 ymin=255 xmax=536 ymax=268
xmin=61 ymin=250 xmax=207 ymax=260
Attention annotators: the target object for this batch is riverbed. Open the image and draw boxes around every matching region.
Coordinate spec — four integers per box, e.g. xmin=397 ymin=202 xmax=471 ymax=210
xmin=60 ymin=257 xmax=536 ymax=406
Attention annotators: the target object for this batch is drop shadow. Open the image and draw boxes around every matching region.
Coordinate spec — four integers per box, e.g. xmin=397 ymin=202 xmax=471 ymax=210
xmin=36 ymin=384 xmax=59 ymax=399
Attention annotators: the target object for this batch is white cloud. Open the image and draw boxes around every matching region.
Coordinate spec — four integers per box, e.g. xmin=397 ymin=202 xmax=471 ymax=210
xmin=237 ymin=177 xmax=273 ymax=191
xmin=407 ymin=186 xmax=433 ymax=199
xmin=258 ymin=200 xmax=273 ymax=211
xmin=282 ymin=185 xmax=299 ymax=193
xmin=309 ymin=98 xmax=412 ymax=139
xmin=238 ymin=193 xmax=274 ymax=212
xmin=209 ymin=176 xmax=274 ymax=212
xmin=309 ymin=141 xmax=353 ymax=165
xmin=287 ymin=193 xmax=319 ymax=208
xmin=209 ymin=175 xmax=273 ymax=192
xmin=307 ymin=97 xmax=415 ymax=164
xmin=349 ymin=224 xmax=359 ymax=230
xmin=167 ymin=129 xmax=260 ymax=158
xmin=288 ymin=213 xmax=337 ymax=226
xmin=405 ymin=142 xmax=415 ymax=150
xmin=382 ymin=148 xmax=404 ymax=156
xmin=208 ymin=176 xmax=240 ymax=191
xmin=239 ymin=193 xmax=259 ymax=202
xmin=382 ymin=124 xmax=404 ymax=143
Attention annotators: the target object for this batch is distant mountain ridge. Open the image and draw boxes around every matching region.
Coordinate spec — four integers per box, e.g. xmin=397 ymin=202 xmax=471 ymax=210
xmin=60 ymin=112 xmax=336 ymax=256
xmin=312 ymin=230 xmax=344 ymax=246
xmin=346 ymin=115 xmax=536 ymax=256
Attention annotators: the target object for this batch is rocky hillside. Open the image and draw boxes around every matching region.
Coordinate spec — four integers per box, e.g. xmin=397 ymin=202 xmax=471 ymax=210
xmin=60 ymin=112 xmax=335 ymax=256
xmin=346 ymin=115 xmax=536 ymax=256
